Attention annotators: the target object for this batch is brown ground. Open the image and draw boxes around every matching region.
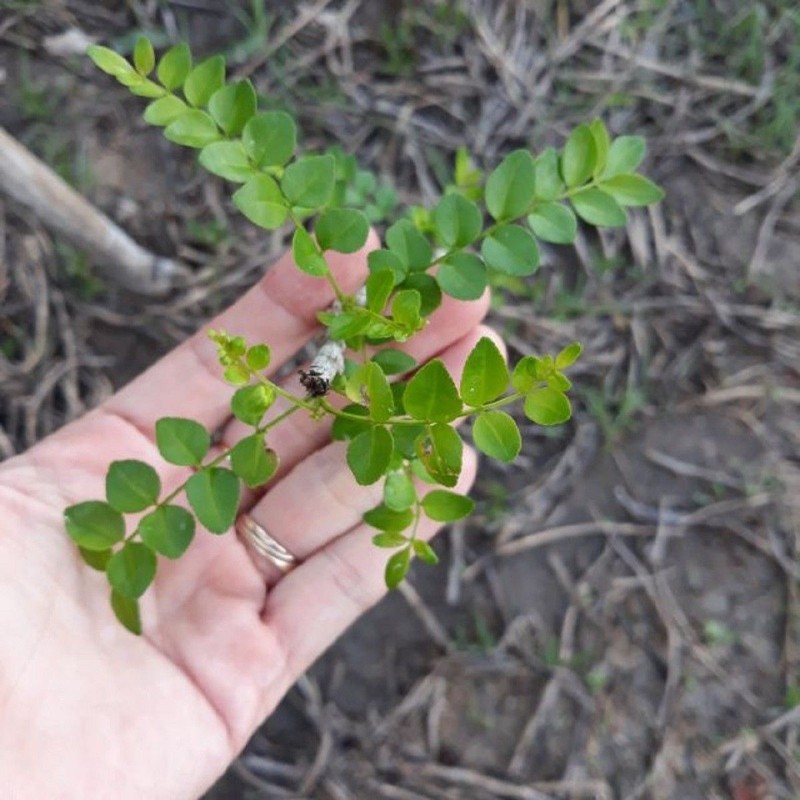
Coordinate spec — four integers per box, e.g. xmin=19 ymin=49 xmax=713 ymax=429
xmin=2 ymin=2 xmax=799 ymax=799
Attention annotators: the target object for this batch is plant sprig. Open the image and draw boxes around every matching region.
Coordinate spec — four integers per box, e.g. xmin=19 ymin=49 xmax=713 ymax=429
xmin=65 ymin=38 xmax=665 ymax=634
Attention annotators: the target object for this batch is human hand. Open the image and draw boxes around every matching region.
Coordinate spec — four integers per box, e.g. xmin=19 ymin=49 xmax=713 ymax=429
xmin=0 ymin=235 xmax=496 ymax=799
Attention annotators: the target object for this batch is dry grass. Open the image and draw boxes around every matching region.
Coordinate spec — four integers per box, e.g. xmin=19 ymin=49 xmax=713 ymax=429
xmin=2 ymin=1 xmax=799 ymax=798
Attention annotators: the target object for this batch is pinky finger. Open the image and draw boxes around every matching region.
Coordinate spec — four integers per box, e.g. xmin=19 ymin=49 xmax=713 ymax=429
xmin=260 ymin=445 xmax=478 ymax=707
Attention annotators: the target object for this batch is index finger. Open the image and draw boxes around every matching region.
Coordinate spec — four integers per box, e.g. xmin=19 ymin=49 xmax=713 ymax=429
xmin=101 ymin=235 xmax=376 ymax=433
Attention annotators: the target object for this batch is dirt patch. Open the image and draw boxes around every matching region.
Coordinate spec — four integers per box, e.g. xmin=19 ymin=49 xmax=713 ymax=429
xmin=2 ymin=2 xmax=799 ymax=799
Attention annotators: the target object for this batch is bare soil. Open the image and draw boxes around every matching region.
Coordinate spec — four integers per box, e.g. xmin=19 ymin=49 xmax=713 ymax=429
xmin=2 ymin=2 xmax=799 ymax=799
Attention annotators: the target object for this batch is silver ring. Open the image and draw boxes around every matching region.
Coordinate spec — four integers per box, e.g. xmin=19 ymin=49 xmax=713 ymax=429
xmin=235 ymin=513 xmax=298 ymax=574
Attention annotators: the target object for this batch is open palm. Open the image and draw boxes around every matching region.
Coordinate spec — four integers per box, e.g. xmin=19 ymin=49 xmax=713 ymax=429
xmin=0 ymin=241 xmax=489 ymax=799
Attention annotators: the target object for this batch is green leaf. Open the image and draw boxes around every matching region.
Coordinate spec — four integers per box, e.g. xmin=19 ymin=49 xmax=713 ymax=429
xmin=208 ymin=80 xmax=257 ymax=136
xmin=460 ymin=336 xmax=509 ymax=406
xmin=282 ymin=155 xmax=336 ymax=208
xmin=128 ymin=79 xmax=165 ymax=98
xmin=183 ymin=55 xmax=225 ymax=107
xmin=472 ymin=410 xmax=521 ymax=462
xmin=230 ymin=435 xmax=278 ymax=488
xmin=485 ymin=149 xmax=536 ymax=221
xmin=404 ymin=360 xmax=462 ymax=423
xmin=365 ymin=269 xmax=395 ymax=313
xmin=589 ymin=118 xmax=610 ymax=176
xmin=384 ymin=469 xmax=416 ymax=511
xmin=436 ymin=253 xmax=487 ymax=301
xmin=111 ymin=590 xmax=142 ymax=635
xmin=185 ymin=467 xmax=241 ymax=533
xmin=224 ymin=365 xmax=249 ymax=385
xmin=416 ymin=423 xmax=463 ymax=488
xmin=555 ymin=342 xmax=582 ymax=369
xmin=242 ymin=111 xmax=296 ymax=167
xmin=433 ymin=193 xmax=482 ymax=247
xmin=385 ymin=547 xmax=411 ymax=589
xmin=164 ymin=110 xmax=221 ymax=148
xmin=246 ymin=344 xmax=271 ymax=371
xmin=481 ymin=224 xmax=540 ymax=276
xmin=364 ymin=503 xmax=414 ymax=532
xmin=316 ymin=208 xmax=369 ymax=253
xmin=422 ymin=489 xmax=475 ymax=521
xmin=106 ymin=542 xmax=157 ymax=599
xmin=331 ymin=404 xmax=371 ymax=441
xmin=64 ymin=501 xmax=125 ymax=551
xmin=599 ymin=174 xmax=664 ymax=207
xmin=511 ymin=355 xmax=546 ymax=393
xmin=533 ymin=148 xmax=562 ymax=202
xmin=527 ymin=202 xmax=577 ymax=244
xmin=401 ymin=273 xmax=441 ymax=317
xmin=292 ymin=225 xmax=328 ymax=275
xmin=603 ymin=136 xmax=646 ymax=178
xmin=143 ymin=95 xmax=188 ymax=126
xmin=347 ymin=426 xmax=394 ymax=486
xmin=233 ymin=174 xmax=289 ymax=230
xmin=372 ymin=530 xmax=409 ymax=548
xmin=79 ymin=546 xmax=111 ymax=571
xmin=412 ymin=539 xmax=439 ymax=565
xmin=138 ymin=505 xmax=195 ymax=559
xmin=199 ymin=141 xmax=253 ymax=182
xmin=561 ymin=124 xmax=596 ymax=187
xmin=348 ymin=362 xmax=394 ymax=423
xmin=391 ymin=289 xmax=423 ymax=334
xmin=571 ymin=188 xmax=627 ymax=227
xmin=231 ymin=383 xmax=276 ymax=426
xmin=368 ymin=249 xmax=407 ymax=283
xmin=391 ymin=423 xmax=426 ymax=459
xmin=524 ymin=387 xmax=572 ymax=426
xmin=372 ymin=349 xmax=416 ymax=376
xmin=133 ymin=37 xmax=155 ymax=75
xmin=87 ymin=45 xmax=136 ymax=80
xmin=385 ymin=220 xmax=432 ymax=271
xmin=157 ymin=43 xmax=191 ymax=91
xmin=106 ymin=459 xmax=161 ymax=513
xmin=155 ymin=417 xmax=210 ymax=466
